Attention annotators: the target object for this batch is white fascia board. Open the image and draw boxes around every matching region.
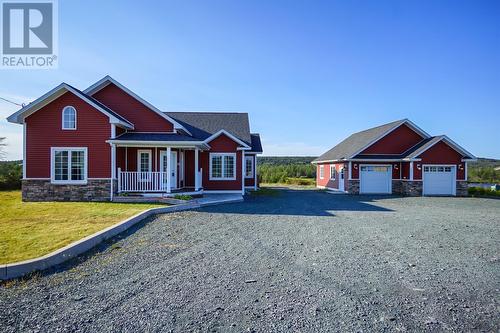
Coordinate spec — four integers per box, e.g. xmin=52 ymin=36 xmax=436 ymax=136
xmin=106 ymin=139 xmax=209 ymax=149
xmin=203 ymin=129 xmax=251 ymax=149
xmin=83 ymin=75 xmax=191 ymax=135
xmin=311 ymin=159 xmax=345 ymax=164
xmin=6 ymin=83 xmax=134 ymax=129
xmin=348 ymin=119 xmax=432 ymax=159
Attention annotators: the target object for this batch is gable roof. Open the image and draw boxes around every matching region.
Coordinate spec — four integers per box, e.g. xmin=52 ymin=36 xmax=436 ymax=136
xmin=165 ymin=112 xmax=253 ymax=145
xmin=404 ymin=135 xmax=475 ymax=160
xmin=313 ymin=119 xmax=412 ymax=163
xmin=313 ymin=120 xmax=475 ymax=163
xmin=6 ymin=83 xmax=134 ymax=129
xmin=83 ymin=75 xmax=190 ymax=135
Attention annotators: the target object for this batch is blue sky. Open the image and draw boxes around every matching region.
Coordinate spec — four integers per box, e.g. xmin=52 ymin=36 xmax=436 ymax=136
xmin=1 ymin=0 xmax=499 ymax=159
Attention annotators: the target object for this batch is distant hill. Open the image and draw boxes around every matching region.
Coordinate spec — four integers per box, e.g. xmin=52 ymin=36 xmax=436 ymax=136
xmin=258 ymin=156 xmax=316 ymax=165
xmin=469 ymin=158 xmax=500 ymax=168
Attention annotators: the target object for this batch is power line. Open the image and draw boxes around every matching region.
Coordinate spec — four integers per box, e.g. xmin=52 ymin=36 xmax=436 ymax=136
xmin=0 ymin=96 xmax=24 ymax=106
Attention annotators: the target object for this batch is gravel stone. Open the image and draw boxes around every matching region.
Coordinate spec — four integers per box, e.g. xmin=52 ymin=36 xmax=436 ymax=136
xmin=0 ymin=189 xmax=499 ymax=332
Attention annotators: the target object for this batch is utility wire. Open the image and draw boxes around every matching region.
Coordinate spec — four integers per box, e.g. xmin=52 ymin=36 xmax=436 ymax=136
xmin=0 ymin=96 xmax=24 ymax=106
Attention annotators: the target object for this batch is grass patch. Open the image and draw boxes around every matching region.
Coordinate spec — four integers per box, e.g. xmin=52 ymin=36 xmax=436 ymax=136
xmin=0 ymin=191 xmax=164 ymax=264
xmin=284 ymin=177 xmax=316 ymax=186
xmin=173 ymin=194 xmax=193 ymax=200
xmin=468 ymin=186 xmax=500 ymax=198
xmin=250 ymin=187 xmax=281 ymax=196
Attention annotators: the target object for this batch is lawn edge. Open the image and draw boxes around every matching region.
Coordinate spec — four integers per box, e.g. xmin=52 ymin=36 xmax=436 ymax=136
xmin=0 ymin=202 xmax=199 ymax=280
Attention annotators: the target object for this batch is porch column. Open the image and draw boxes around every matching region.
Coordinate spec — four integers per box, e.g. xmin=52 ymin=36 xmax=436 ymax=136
xmin=110 ymin=143 xmax=116 ymax=201
xmin=166 ymin=147 xmax=172 ymax=193
xmin=194 ymin=148 xmax=199 ymax=191
xmin=409 ymin=161 xmax=414 ymax=180
xmin=241 ymin=151 xmax=245 ymax=195
xmin=254 ymin=155 xmax=257 ymax=190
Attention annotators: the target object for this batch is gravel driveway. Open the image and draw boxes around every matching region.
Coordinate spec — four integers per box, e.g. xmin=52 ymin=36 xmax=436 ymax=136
xmin=1 ymin=189 xmax=499 ymax=332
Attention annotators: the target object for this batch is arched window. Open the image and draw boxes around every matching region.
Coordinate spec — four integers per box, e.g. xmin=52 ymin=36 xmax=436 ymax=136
xmin=62 ymin=106 xmax=76 ymax=129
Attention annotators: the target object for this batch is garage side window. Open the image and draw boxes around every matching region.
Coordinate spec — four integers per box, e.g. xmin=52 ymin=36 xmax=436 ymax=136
xmin=245 ymin=156 xmax=253 ymax=178
xmin=319 ymin=165 xmax=324 ymax=179
xmin=330 ymin=165 xmax=336 ymax=180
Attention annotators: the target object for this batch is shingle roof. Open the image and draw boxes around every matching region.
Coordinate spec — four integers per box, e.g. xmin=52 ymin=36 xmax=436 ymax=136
xmin=66 ymin=84 xmax=134 ymax=127
xmin=165 ymin=112 xmax=252 ymax=145
xmin=313 ymin=120 xmax=407 ymax=162
xmin=249 ymin=134 xmax=263 ymax=153
xmin=112 ymin=132 xmax=200 ymax=142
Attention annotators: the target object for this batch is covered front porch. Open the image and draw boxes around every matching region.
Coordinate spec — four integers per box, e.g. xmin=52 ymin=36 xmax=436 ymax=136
xmin=110 ymin=138 xmax=209 ymax=196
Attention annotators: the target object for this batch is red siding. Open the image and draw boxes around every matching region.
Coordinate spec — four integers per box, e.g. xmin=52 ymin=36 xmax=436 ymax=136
xmin=413 ymin=141 xmax=465 ymax=180
xmin=92 ymin=83 xmax=174 ymax=132
xmin=25 ymin=91 xmax=111 ymax=178
xmin=401 ymin=162 xmax=410 ymax=180
xmin=316 ymin=162 xmax=346 ymax=189
xmin=361 ymin=124 xmax=424 ymax=155
xmin=201 ymin=134 xmax=242 ymax=190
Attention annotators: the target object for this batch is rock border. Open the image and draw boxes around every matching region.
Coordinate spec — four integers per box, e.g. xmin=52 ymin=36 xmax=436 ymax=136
xmin=0 ymin=196 xmax=242 ymax=280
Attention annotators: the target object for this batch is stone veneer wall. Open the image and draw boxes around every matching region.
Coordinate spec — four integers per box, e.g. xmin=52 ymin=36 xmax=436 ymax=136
xmin=401 ymin=180 xmax=423 ymax=196
xmin=22 ymin=179 xmax=113 ymax=202
xmin=347 ymin=180 xmax=360 ymax=194
xmin=456 ymin=181 xmax=468 ymax=197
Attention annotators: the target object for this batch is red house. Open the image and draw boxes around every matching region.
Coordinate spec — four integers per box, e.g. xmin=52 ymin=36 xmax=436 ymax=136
xmin=312 ymin=119 xmax=475 ymax=196
xmin=7 ymin=76 xmax=262 ymax=201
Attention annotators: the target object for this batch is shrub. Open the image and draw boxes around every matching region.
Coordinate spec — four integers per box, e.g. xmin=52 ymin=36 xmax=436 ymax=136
xmin=0 ymin=161 xmax=22 ymax=190
xmin=468 ymin=186 xmax=500 ymax=197
xmin=173 ymin=194 xmax=193 ymax=200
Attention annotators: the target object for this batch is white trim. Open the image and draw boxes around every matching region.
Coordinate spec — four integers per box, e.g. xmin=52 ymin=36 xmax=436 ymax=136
xmin=209 ymin=152 xmax=237 ymax=181
xmin=23 ymin=122 xmax=26 ymax=179
xmin=7 ymin=83 xmax=133 ymax=129
xmin=465 ymin=162 xmax=468 ymax=181
xmin=137 ymin=149 xmax=152 ymax=173
xmin=254 ymin=155 xmax=258 ymax=190
xmin=410 ymin=162 xmax=414 ymax=181
xmin=194 ymin=148 xmax=200 ymax=191
xmin=244 ymin=155 xmax=254 ymax=179
xmin=204 ymin=129 xmax=251 ymax=149
xmin=348 ymin=161 xmax=352 ymax=180
xmin=160 ymin=149 xmax=178 ymax=191
xmin=50 ymin=147 xmax=88 ymax=185
xmin=106 ymin=139 xmax=208 ymax=149
xmin=111 ymin=124 xmax=116 ymax=139
xmin=23 ymin=178 xmax=50 ymax=180
xmin=359 ymin=164 xmax=393 ymax=194
xmin=241 ymin=151 xmax=245 ymax=195
xmin=330 ymin=164 xmax=336 ymax=180
xmin=348 ymin=119 xmax=431 ymax=159
xmin=319 ymin=165 xmax=325 ymax=179
xmin=61 ymin=106 xmax=77 ymax=130
xmin=422 ymin=164 xmax=457 ymax=196
xmin=83 ymin=75 xmax=190 ymax=135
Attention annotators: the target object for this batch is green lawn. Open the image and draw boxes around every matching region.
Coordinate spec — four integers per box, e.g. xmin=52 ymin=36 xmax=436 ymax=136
xmin=0 ymin=191 xmax=164 ymax=264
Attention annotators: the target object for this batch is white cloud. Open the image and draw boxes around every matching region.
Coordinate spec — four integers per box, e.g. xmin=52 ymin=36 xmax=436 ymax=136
xmin=262 ymin=139 xmax=327 ymax=156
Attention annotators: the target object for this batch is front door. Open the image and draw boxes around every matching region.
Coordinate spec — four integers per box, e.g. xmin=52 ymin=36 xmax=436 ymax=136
xmin=160 ymin=151 xmax=177 ymax=189
xmin=338 ymin=168 xmax=345 ymax=190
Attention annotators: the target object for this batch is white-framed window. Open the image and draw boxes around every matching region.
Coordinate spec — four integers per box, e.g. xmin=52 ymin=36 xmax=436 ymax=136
xmin=319 ymin=165 xmax=324 ymax=179
xmin=245 ymin=156 xmax=254 ymax=178
xmin=210 ymin=153 xmax=236 ymax=180
xmin=50 ymin=147 xmax=87 ymax=184
xmin=137 ymin=150 xmax=152 ymax=181
xmin=330 ymin=165 xmax=336 ymax=180
xmin=62 ymin=106 xmax=77 ymax=130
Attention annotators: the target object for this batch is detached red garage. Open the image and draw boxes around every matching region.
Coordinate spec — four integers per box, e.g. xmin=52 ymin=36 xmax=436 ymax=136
xmin=312 ymin=119 xmax=475 ymax=196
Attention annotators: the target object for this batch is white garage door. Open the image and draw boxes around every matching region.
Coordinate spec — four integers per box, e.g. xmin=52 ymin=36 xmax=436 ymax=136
xmin=423 ymin=166 xmax=456 ymax=196
xmin=360 ymin=166 xmax=392 ymax=194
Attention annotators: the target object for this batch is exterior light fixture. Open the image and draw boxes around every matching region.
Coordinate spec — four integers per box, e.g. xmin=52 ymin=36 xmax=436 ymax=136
xmin=394 ymin=164 xmax=399 ymax=170
xmin=354 ymin=164 xmax=358 ymax=169
xmin=417 ymin=164 xmax=422 ymax=170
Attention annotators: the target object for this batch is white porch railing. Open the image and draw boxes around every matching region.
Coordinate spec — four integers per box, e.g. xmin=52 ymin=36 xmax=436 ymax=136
xmin=117 ymin=168 xmax=203 ymax=193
